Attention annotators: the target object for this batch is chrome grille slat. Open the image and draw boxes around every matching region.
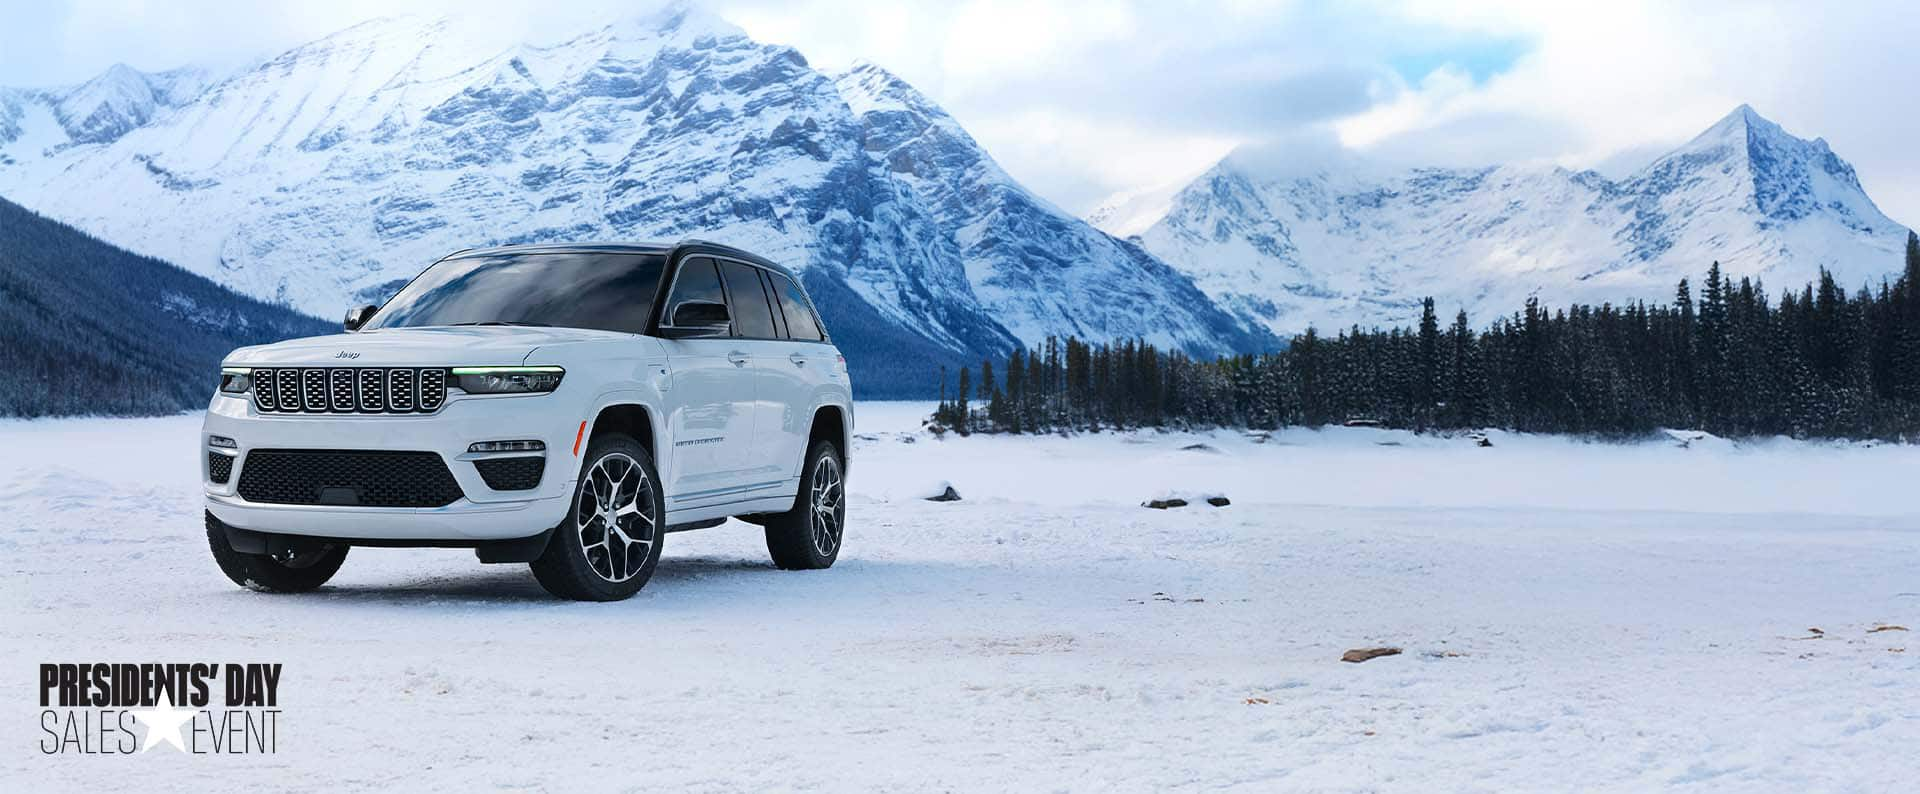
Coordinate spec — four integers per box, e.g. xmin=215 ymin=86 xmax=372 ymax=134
xmin=250 ymin=367 xmax=445 ymax=414
xmin=359 ymin=368 xmax=386 ymax=412
xmin=419 ymin=369 xmax=446 ymax=410
xmin=329 ymin=369 xmax=355 ymax=411
xmin=254 ymin=368 xmax=277 ymax=410
xmin=301 ymin=369 xmax=327 ymax=411
xmin=275 ymin=368 xmax=300 ymax=411
xmin=389 ymin=368 xmax=417 ymax=412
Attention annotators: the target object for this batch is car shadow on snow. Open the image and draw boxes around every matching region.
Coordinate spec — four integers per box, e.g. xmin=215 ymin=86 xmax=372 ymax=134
xmin=279 ymin=554 xmax=969 ymax=609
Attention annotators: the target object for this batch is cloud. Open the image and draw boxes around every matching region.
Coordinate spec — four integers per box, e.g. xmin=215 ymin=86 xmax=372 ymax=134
xmin=1333 ymin=1 xmax=1920 ymax=223
xmin=1221 ymin=127 xmax=1357 ymax=182
xmin=719 ymin=0 xmax=1544 ymax=212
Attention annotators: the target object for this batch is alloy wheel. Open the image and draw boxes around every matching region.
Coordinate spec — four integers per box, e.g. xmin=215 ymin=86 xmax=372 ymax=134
xmin=809 ymin=453 xmax=844 ymax=557
xmin=575 ymin=452 xmax=656 ymax=583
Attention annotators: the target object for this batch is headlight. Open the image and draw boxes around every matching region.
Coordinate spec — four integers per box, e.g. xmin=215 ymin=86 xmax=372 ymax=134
xmin=219 ymin=367 xmax=252 ymax=394
xmin=452 ymin=366 xmax=564 ymax=394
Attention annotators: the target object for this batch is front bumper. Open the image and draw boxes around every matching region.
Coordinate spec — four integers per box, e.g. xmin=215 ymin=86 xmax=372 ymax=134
xmin=201 ymin=393 xmax=577 ymax=541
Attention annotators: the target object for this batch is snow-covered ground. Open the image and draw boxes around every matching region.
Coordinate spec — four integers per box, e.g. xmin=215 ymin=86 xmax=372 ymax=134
xmin=5 ymin=403 xmax=1917 ymax=791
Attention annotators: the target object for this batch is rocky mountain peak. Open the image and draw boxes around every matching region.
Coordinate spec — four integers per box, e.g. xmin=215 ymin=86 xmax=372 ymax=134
xmin=1631 ymin=104 xmax=1875 ymax=226
xmin=1125 ymin=104 xmax=1910 ymax=337
xmin=52 ymin=63 xmax=163 ymax=144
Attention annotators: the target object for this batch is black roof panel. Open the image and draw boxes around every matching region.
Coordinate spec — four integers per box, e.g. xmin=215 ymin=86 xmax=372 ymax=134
xmin=446 ymin=239 xmax=797 ymax=280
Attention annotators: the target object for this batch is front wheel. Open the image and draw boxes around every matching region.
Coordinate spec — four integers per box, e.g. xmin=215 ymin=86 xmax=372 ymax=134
xmin=530 ymin=434 xmax=665 ymax=601
xmin=206 ymin=512 xmax=349 ymax=593
xmin=765 ymin=440 xmax=846 ymax=570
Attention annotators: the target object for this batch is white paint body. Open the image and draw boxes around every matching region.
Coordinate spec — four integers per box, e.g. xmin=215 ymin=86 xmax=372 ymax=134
xmin=202 ymin=311 xmax=851 ymax=543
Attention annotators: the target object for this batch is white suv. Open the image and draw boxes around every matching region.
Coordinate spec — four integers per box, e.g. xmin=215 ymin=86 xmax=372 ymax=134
xmin=202 ymin=241 xmax=853 ymax=601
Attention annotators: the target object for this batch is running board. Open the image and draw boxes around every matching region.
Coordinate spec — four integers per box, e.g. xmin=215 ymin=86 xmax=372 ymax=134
xmin=665 ymin=518 xmax=726 ymax=533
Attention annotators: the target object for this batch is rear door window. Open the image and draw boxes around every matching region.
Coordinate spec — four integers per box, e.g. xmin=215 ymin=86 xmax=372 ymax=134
xmin=719 ymin=260 xmax=778 ymax=339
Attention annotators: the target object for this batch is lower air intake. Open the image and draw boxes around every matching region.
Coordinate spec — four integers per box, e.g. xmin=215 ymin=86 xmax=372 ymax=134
xmin=236 ymin=450 xmax=464 ymax=508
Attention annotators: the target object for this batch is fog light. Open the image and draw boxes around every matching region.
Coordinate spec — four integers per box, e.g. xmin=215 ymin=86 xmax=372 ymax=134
xmin=468 ymin=440 xmax=545 ymax=453
xmin=208 ymin=435 xmax=238 ymax=448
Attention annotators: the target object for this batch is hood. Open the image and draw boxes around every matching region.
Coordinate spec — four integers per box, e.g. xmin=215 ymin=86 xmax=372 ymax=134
xmin=224 ymin=326 xmax=636 ymax=367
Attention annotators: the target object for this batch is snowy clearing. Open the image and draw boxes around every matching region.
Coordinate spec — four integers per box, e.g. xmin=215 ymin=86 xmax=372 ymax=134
xmin=5 ymin=403 xmax=1918 ymax=791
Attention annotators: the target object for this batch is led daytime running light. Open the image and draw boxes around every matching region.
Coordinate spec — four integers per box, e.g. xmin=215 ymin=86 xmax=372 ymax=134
xmin=468 ymin=440 xmax=546 ymax=453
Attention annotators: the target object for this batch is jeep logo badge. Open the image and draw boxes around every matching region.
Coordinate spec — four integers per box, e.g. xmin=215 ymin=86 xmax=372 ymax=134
xmin=335 ymin=351 xmax=360 ymax=359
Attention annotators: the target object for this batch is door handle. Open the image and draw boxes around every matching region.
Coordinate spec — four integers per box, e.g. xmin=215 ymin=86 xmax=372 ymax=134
xmin=727 ymin=351 xmax=750 ymax=366
xmin=788 ymin=353 xmax=808 ymax=367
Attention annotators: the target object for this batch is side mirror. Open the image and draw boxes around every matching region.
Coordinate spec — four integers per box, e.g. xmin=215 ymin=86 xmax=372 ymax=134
xmin=343 ymin=304 xmax=378 ymax=332
xmin=660 ymin=300 xmax=731 ymax=339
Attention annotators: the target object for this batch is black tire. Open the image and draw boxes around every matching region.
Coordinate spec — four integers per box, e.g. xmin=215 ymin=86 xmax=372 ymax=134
xmin=205 ymin=511 xmax=349 ymax=593
xmin=765 ymin=440 xmax=846 ymax=570
xmin=530 ymin=434 xmax=665 ymax=601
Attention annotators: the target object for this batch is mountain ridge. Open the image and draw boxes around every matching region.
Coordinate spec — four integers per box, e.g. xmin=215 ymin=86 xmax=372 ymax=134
xmin=0 ymin=8 xmax=1271 ymax=395
xmin=1105 ymin=104 xmax=1912 ymax=335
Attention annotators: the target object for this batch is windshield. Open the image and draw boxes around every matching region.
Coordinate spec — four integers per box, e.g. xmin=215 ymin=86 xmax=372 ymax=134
xmin=362 ymin=252 xmax=666 ymax=334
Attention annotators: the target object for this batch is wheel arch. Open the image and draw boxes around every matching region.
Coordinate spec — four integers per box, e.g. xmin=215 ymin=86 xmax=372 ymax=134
xmin=808 ymin=403 xmax=850 ymax=473
xmin=585 ymin=402 xmax=659 ymax=464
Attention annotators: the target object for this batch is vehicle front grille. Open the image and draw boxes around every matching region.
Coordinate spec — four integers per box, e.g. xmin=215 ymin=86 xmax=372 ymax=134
xmin=236 ymin=450 xmax=464 ymax=507
xmin=208 ymin=452 xmax=233 ymax=484
xmin=250 ymin=368 xmax=447 ymax=414
xmin=474 ymin=457 xmax=544 ymax=491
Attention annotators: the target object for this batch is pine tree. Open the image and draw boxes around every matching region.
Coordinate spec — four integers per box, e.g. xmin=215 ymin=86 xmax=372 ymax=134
xmin=1896 ymin=232 xmax=1920 ymax=405
xmin=1005 ymin=348 xmax=1026 ymax=433
xmin=1025 ymin=345 xmax=1044 ymax=430
xmin=1446 ymin=308 xmax=1484 ymax=427
xmin=1416 ymin=298 xmax=1440 ymax=429
xmin=1907 ymin=231 xmax=1920 ymax=288
xmin=982 ymin=358 xmax=1002 ymax=430
xmin=935 ymin=365 xmax=950 ymax=426
xmin=955 ymin=366 xmax=972 ymax=435
xmin=1671 ymin=278 xmax=1696 ymax=422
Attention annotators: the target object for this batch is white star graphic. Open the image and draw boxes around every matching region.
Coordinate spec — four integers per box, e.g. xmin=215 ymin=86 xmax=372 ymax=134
xmin=129 ymin=691 xmax=195 ymax=753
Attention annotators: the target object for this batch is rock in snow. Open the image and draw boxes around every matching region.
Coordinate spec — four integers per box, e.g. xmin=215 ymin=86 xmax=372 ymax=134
xmin=1341 ymin=647 xmax=1403 ymax=664
xmin=1143 ymin=492 xmax=1230 ymax=509
xmin=924 ymin=483 xmax=962 ymax=502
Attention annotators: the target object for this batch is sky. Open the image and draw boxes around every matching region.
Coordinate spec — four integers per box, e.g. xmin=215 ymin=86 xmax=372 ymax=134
xmin=3 ymin=0 xmax=1918 ymax=224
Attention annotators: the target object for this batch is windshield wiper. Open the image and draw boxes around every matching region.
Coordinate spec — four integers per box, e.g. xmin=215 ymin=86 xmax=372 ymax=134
xmin=446 ymin=321 xmax=552 ymax=327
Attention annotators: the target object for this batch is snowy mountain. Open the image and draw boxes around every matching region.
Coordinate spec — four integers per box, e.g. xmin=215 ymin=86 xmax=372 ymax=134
xmin=0 ymin=63 xmax=209 ymax=154
xmin=1104 ymin=105 xmax=1914 ymax=335
xmin=0 ymin=7 xmax=1269 ymax=394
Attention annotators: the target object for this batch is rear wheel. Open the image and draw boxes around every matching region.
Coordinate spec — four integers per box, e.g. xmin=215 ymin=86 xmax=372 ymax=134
xmin=530 ymin=434 xmax=664 ymax=601
xmin=765 ymin=440 xmax=845 ymax=570
xmin=205 ymin=511 xmax=349 ymax=593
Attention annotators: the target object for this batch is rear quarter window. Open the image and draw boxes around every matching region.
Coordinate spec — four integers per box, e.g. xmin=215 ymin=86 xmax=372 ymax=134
xmin=771 ymin=274 xmax=825 ymax=342
xmin=719 ymin=260 xmax=779 ymax=339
